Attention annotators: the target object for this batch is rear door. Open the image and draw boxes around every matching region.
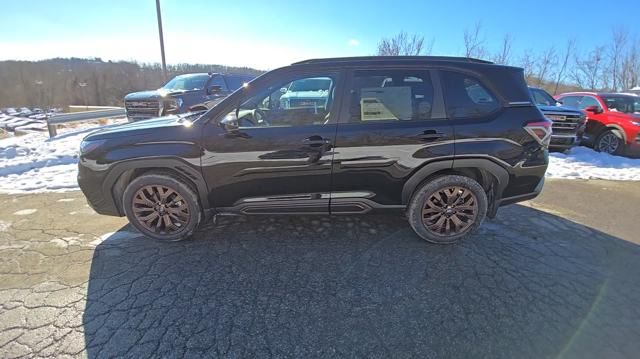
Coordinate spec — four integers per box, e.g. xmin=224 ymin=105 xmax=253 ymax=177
xmin=330 ymin=67 xmax=454 ymax=211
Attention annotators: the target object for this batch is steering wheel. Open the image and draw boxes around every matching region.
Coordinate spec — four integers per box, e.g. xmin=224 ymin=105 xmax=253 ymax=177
xmin=254 ymin=108 xmax=271 ymax=126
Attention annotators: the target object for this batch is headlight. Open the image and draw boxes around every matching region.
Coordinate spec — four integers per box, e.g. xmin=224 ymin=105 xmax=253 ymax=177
xmin=79 ymin=139 xmax=106 ymax=154
xmin=167 ymin=98 xmax=183 ymax=110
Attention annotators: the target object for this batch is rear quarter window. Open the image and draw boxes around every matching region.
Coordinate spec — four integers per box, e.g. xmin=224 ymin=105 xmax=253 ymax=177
xmin=441 ymin=71 xmax=499 ymax=119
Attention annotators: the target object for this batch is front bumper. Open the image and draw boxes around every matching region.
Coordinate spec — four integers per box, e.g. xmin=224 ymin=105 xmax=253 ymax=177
xmin=77 ymin=162 xmax=122 ymax=216
xmin=549 ymin=135 xmax=578 ymax=150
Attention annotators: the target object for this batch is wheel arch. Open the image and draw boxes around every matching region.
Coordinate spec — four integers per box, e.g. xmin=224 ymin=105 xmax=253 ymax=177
xmin=604 ymin=124 xmax=627 ymax=142
xmin=401 ymin=158 xmax=509 ymax=206
xmin=104 ymin=157 xmax=210 ymax=216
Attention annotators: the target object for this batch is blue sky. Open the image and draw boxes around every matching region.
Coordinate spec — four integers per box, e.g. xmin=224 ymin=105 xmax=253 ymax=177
xmin=0 ymin=0 xmax=637 ymax=69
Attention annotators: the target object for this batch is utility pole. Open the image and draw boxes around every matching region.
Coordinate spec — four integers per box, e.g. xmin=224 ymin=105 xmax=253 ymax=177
xmin=156 ymin=0 xmax=167 ymax=80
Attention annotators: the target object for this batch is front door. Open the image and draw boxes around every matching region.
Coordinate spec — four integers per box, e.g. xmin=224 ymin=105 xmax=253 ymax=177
xmin=200 ymin=71 xmax=343 ymax=214
xmin=330 ymin=68 xmax=455 ymax=211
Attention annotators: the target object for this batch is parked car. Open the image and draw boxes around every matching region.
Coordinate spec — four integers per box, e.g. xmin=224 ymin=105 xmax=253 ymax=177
xmin=124 ymin=72 xmax=256 ymax=121
xmin=15 ymin=107 xmax=33 ymax=117
xmin=78 ymin=56 xmax=550 ymax=244
xmin=528 ymin=87 xmax=586 ymax=150
xmin=556 ymin=92 xmax=640 ymax=156
xmin=3 ymin=108 xmax=17 ymax=115
xmin=279 ymin=77 xmax=331 ymax=109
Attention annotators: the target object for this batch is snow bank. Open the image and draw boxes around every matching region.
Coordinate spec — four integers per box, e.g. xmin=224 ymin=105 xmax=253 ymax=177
xmin=547 ymin=147 xmax=640 ymax=180
xmin=0 ymin=122 xmax=123 ymax=193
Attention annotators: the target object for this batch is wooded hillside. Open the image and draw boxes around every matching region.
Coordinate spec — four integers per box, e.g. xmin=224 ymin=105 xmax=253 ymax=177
xmin=0 ymin=58 xmax=264 ymax=108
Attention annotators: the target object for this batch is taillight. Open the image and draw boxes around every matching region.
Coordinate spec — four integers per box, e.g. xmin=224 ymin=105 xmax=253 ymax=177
xmin=524 ymin=120 xmax=552 ymax=146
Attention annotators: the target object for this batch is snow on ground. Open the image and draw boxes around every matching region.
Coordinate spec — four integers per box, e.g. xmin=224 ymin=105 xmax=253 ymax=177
xmin=1 ymin=122 xmax=640 ymax=194
xmin=0 ymin=121 xmax=125 ymax=193
xmin=547 ymin=147 xmax=640 ymax=180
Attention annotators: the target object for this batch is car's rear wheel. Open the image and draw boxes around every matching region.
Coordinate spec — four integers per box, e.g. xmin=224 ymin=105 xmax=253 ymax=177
xmin=123 ymin=173 xmax=202 ymax=241
xmin=595 ymin=129 xmax=624 ymax=155
xmin=407 ymin=175 xmax=487 ymax=244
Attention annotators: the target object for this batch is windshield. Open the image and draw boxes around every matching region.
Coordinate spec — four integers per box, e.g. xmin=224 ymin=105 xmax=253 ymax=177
xmin=529 ymin=88 xmax=556 ymax=106
xmin=162 ymin=74 xmax=209 ymax=91
xmin=287 ymin=78 xmax=331 ymax=92
xmin=602 ymin=96 xmax=640 ymax=114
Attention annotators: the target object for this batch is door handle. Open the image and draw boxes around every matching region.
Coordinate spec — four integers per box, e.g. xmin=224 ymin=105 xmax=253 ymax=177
xmin=415 ymin=131 xmax=445 ymax=141
xmin=302 ymin=137 xmax=330 ymax=147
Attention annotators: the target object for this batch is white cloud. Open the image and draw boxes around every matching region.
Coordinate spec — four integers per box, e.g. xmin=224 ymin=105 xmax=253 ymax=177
xmin=347 ymin=39 xmax=360 ymax=47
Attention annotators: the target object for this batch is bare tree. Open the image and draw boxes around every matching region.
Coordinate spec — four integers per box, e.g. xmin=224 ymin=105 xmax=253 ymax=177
xmin=377 ymin=32 xmax=426 ymax=56
xmin=519 ymin=49 xmax=536 ymax=82
xmin=621 ymin=39 xmax=640 ymax=89
xmin=492 ymin=33 xmax=513 ymax=65
xmin=535 ymin=46 xmax=557 ymax=87
xmin=463 ymin=21 xmax=487 ymax=59
xmin=609 ymin=27 xmax=629 ymax=90
xmin=553 ymin=39 xmax=576 ymax=94
xmin=572 ymin=46 xmax=606 ymax=90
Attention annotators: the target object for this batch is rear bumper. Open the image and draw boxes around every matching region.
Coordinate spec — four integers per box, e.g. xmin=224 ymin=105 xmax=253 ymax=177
xmin=498 ymin=177 xmax=544 ymax=207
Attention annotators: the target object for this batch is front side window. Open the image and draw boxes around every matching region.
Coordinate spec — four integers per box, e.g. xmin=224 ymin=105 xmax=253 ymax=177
xmin=208 ymin=75 xmax=229 ymax=92
xmin=347 ymin=70 xmax=434 ymax=122
xmin=579 ymin=96 xmax=602 ymax=110
xmin=441 ymin=71 xmax=499 ymax=119
xmin=229 ymin=75 xmax=335 ymax=128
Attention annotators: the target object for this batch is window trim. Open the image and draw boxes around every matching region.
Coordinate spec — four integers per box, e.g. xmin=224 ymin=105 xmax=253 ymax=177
xmin=338 ymin=67 xmax=446 ymax=125
xmin=439 ymin=69 xmax=502 ymax=121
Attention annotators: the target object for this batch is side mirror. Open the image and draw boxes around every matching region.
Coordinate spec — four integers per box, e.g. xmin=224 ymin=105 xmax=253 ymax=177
xmin=584 ymin=105 xmax=602 ymax=114
xmin=207 ymin=85 xmax=222 ymax=95
xmin=555 ymin=101 xmax=563 ymax=106
xmin=219 ymin=113 xmax=238 ymax=132
xmin=280 ymin=87 xmax=288 ymax=94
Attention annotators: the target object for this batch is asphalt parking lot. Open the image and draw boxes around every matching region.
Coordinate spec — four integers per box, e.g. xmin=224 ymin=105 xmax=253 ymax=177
xmin=1 ymin=179 xmax=639 ymax=358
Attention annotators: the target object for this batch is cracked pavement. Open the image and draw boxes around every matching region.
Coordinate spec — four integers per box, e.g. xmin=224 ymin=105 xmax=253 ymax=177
xmin=1 ymin=179 xmax=640 ymax=358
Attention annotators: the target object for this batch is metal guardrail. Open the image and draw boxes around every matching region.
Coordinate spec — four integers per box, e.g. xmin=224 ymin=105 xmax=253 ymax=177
xmin=46 ymin=107 xmax=126 ymax=137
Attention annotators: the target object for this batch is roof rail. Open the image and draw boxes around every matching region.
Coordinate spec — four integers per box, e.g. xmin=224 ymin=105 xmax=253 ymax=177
xmin=292 ymin=56 xmax=493 ymax=65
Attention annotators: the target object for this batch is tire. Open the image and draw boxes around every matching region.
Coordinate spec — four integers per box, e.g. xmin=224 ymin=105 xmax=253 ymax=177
xmin=123 ymin=173 xmax=202 ymax=241
xmin=407 ymin=175 xmax=488 ymax=244
xmin=595 ymin=129 xmax=624 ymax=155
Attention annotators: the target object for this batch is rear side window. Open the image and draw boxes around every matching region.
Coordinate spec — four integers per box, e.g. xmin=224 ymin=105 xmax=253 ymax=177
xmin=347 ymin=70 xmax=435 ymax=122
xmin=441 ymin=71 xmax=499 ymax=119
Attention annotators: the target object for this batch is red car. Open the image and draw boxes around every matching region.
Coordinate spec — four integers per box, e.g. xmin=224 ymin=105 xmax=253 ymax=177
xmin=555 ymin=92 xmax=640 ymax=156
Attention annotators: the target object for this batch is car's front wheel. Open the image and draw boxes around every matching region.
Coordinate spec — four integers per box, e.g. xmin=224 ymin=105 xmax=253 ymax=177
xmin=407 ymin=175 xmax=488 ymax=244
xmin=123 ymin=173 xmax=202 ymax=241
xmin=595 ymin=129 xmax=624 ymax=155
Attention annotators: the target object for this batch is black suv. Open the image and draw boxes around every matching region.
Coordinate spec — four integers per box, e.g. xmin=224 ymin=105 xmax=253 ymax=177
xmin=78 ymin=56 xmax=550 ymax=244
xmin=124 ymin=72 xmax=256 ymax=121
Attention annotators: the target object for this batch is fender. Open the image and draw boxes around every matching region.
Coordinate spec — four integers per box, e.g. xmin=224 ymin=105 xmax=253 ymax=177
xmin=453 ymin=158 xmax=509 ymax=199
xmin=103 ymin=157 xmax=210 ymax=216
xmin=605 ymin=124 xmax=627 ymax=142
xmin=400 ymin=157 xmax=510 ymax=204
